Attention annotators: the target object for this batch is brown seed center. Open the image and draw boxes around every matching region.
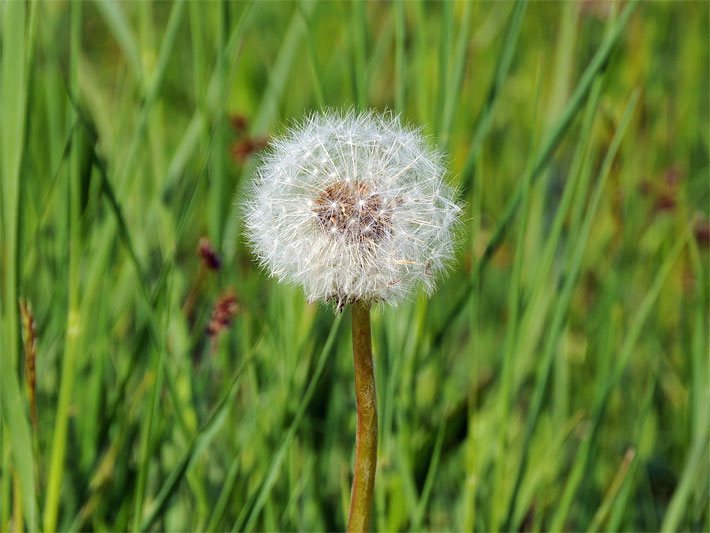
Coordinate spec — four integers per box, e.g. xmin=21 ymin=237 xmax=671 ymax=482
xmin=312 ymin=180 xmax=392 ymax=243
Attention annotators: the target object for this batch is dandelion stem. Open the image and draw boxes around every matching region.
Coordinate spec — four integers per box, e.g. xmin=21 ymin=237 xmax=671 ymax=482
xmin=348 ymin=301 xmax=377 ymax=532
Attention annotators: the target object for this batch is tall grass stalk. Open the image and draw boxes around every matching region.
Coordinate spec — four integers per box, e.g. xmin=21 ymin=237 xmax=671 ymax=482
xmin=1 ymin=0 xmax=37 ymax=529
xmin=43 ymin=2 xmax=82 ymax=531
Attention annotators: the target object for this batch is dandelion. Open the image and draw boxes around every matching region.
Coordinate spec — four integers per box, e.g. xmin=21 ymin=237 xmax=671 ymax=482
xmin=244 ymin=110 xmax=460 ymax=309
xmin=243 ymin=110 xmax=461 ymax=531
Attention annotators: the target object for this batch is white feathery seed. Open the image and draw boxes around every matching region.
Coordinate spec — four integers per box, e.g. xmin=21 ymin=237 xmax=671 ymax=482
xmin=243 ymin=110 xmax=461 ymax=307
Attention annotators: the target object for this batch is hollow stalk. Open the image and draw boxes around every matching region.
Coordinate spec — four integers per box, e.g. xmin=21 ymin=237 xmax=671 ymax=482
xmin=348 ymin=301 xmax=378 ymax=532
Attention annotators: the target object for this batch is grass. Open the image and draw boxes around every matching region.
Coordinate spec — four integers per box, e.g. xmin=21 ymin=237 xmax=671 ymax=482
xmin=1 ymin=0 xmax=708 ymax=531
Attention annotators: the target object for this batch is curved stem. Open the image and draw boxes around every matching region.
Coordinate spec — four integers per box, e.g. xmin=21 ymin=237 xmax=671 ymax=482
xmin=347 ymin=301 xmax=378 ymax=532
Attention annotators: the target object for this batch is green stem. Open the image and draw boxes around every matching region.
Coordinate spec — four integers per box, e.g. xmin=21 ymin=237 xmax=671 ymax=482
xmin=347 ymin=301 xmax=377 ymax=532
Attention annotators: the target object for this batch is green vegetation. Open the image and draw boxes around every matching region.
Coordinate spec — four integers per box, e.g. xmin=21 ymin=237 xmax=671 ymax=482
xmin=1 ymin=0 xmax=708 ymax=531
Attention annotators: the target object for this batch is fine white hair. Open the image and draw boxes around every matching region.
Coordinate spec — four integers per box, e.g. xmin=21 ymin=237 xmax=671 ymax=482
xmin=243 ymin=110 xmax=461 ymax=307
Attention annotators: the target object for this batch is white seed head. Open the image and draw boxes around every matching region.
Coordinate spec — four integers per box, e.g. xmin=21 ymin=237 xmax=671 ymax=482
xmin=243 ymin=110 xmax=462 ymax=307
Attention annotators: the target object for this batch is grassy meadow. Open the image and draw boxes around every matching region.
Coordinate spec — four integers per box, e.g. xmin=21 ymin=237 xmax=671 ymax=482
xmin=1 ymin=0 xmax=709 ymax=531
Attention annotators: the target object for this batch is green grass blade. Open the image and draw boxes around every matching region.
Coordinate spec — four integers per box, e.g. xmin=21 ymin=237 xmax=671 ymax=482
xmin=393 ymin=0 xmax=405 ymax=113
xmin=511 ymin=76 xmax=604 ymax=384
xmin=460 ymin=0 xmax=526 ymax=184
xmin=205 ymin=456 xmax=241 ymax=532
xmin=434 ymin=0 xmax=639 ymax=345
xmin=350 ymin=0 xmax=368 ymax=108
xmin=411 ymin=409 xmax=447 ymax=529
xmin=42 ymin=3 xmax=82 ymax=530
xmin=252 ymin=2 xmax=313 ymax=134
xmin=439 ymin=0 xmax=472 ymax=150
xmin=93 ymin=0 xmax=144 ymax=83
xmin=299 ymin=0 xmax=326 ymax=109
xmin=209 ymin=0 xmax=229 ymax=249
xmin=587 ymin=370 xmax=656 ymax=532
xmin=660 ymin=431 xmax=709 ymax=531
xmin=139 ymin=332 xmax=265 ymax=531
xmin=0 ymin=5 xmax=35 ymax=530
xmin=490 ymin=59 xmax=545 ymax=530
xmin=113 ymin=0 xmax=186 ymax=193
xmin=478 ymin=0 xmax=639 ymax=241
xmin=239 ymin=313 xmax=343 ymax=532
xmin=435 ymin=0 xmax=453 ymax=136
xmin=504 ymin=90 xmax=639 ymax=531
xmin=131 ymin=270 xmax=173 ymax=530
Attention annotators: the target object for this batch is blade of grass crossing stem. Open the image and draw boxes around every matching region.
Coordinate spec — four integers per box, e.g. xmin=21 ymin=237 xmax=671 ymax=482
xmin=131 ymin=269 xmax=173 ymax=530
xmin=503 ymin=91 xmax=639 ymax=531
xmin=461 ymin=0 xmax=527 ymax=183
xmin=139 ymin=332 xmax=264 ymax=531
xmin=43 ymin=4 xmax=82 ymax=531
xmin=435 ymin=0 xmax=639 ymax=344
xmin=238 ymin=314 xmax=343 ymax=532
xmin=393 ymin=0 xmax=405 ymax=113
xmin=0 ymin=0 xmax=37 ymax=529
xmin=439 ymin=0 xmax=472 ymax=151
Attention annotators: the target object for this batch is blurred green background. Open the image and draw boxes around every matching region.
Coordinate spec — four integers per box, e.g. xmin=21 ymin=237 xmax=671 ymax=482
xmin=1 ymin=0 xmax=708 ymax=531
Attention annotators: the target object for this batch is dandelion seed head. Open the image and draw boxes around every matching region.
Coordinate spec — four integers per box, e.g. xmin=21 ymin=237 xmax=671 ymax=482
xmin=244 ymin=110 xmax=461 ymax=306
